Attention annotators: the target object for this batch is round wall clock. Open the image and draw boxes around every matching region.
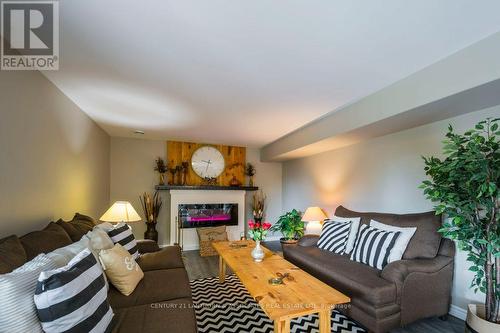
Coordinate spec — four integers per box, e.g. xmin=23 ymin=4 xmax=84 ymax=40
xmin=191 ymin=146 xmax=225 ymax=179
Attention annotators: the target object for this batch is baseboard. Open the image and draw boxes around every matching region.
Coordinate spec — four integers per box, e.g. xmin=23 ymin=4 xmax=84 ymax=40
xmin=449 ymin=304 xmax=467 ymax=321
xmin=160 ymin=243 xmax=200 ymax=251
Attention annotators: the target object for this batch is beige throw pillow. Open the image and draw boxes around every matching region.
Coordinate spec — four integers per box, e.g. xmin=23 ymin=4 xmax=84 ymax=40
xmin=99 ymin=244 xmax=144 ymax=296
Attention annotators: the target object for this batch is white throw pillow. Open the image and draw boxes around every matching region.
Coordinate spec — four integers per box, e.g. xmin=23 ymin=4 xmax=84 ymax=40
xmin=87 ymin=227 xmax=114 ymax=253
xmin=0 ymin=254 xmax=59 ymax=333
xmin=46 ymin=236 xmax=91 ymax=266
xmin=370 ymin=220 xmax=417 ymax=262
xmin=327 ymin=215 xmax=361 ymax=254
xmin=95 ymin=222 xmax=114 ymax=231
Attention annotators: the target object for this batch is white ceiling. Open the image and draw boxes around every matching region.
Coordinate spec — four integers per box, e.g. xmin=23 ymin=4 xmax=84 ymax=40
xmin=44 ymin=0 xmax=500 ymax=147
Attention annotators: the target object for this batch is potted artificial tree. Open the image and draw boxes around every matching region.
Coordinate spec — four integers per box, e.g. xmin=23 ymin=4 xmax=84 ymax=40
xmin=270 ymin=209 xmax=305 ymax=244
xmin=420 ymin=118 xmax=499 ymax=332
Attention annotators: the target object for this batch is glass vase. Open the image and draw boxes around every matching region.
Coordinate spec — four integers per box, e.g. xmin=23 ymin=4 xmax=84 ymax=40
xmin=251 ymin=240 xmax=265 ymax=262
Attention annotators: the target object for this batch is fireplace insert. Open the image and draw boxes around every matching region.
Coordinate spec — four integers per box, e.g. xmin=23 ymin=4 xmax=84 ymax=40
xmin=178 ymin=203 xmax=238 ymax=229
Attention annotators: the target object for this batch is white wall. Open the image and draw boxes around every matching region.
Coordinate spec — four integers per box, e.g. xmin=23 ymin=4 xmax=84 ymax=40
xmin=245 ymin=148 xmax=283 ymax=238
xmin=281 ymin=106 xmax=500 ymax=316
xmin=110 ymin=140 xmax=282 ymax=245
xmin=0 ymin=70 xmax=110 ymax=237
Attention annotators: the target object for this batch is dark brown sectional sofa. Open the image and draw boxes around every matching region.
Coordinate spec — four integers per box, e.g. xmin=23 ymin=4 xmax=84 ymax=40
xmin=0 ymin=213 xmax=197 ymax=333
xmin=283 ymin=206 xmax=455 ymax=333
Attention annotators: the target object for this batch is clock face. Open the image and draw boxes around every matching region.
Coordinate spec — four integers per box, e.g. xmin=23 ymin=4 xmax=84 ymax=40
xmin=191 ymin=146 xmax=225 ymax=179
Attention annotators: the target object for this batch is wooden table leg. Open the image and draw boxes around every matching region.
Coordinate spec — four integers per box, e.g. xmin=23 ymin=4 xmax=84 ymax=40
xmin=319 ymin=309 xmax=331 ymax=333
xmin=218 ymin=255 xmax=226 ymax=283
xmin=274 ymin=318 xmax=290 ymax=333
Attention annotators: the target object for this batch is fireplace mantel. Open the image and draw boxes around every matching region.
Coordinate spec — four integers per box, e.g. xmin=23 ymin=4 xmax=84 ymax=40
xmin=156 ymin=185 xmax=258 ymax=191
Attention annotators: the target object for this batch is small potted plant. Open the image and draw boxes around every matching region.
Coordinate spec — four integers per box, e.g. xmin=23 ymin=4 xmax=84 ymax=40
xmin=248 ymin=220 xmax=271 ymax=262
xmin=154 ymin=157 xmax=167 ymax=185
xmin=245 ymin=163 xmax=256 ymax=186
xmin=270 ymin=209 xmax=305 ymax=244
xmin=421 ymin=118 xmax=499 ymax=332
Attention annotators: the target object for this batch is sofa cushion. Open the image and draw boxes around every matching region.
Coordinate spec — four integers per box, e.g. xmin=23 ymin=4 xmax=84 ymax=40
xmin=137 ymin=246 xmax=185 ymax=272
xmin=111 ymin=298 xmax=197 ymax=333
xmin=335 ymin=206 xmax=441 ymax=259
xmin=108 ymin=268 xmax=192 ymax=309
xmin=55 ymin=213 xmax=96 ymax=242
xmin=284 ymin=245 xmax=396 ymax=306
xmin=0 ymin=235 xmax=27 ymax=273
xmin=20 ymin=222 xmax=73 ymax=260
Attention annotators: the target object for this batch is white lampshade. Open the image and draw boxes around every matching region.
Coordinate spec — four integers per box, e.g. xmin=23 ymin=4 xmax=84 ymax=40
xmin=301 ymin=207 xmax=327 ymax=222
xmin=100 ymin=201 xmax=141 ymax=223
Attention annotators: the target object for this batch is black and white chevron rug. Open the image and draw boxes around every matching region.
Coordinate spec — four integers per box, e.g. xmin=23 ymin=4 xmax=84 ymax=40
xmin=190 ymin=275 xmax=366 ymax=333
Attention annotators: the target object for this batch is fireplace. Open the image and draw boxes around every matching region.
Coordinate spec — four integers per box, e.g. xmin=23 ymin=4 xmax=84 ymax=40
xmin=178 ymin=203 xmax=238 ymax=229
xmin=169 ymin=189 xmax=246 ymax=249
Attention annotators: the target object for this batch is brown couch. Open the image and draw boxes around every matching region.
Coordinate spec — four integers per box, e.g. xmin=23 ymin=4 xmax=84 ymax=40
xmin=282 ymin=206 xmax=455 ymax=333
xmin=0 ymin=213 xmax=197 ymax=333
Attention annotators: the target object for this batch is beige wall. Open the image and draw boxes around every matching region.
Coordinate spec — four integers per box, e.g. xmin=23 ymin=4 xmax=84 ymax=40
xmin=109 ymin=137 xmax=169 ymax=245
xmin=0 ymin=70 xmax=110 ymax=237
xmin=281 ymin=106 xmax=500 ymax=315
xmin=109 ymin=138 xmax=283 ymax=245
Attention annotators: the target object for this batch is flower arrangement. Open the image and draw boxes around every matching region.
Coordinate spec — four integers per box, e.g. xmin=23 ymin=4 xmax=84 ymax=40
xmin=248 ymin=220 xmax=271 ymax=241
xmin=154 ymin=157 xmax=167 ymax=185
xmin=245 ymin=163 xmax=256 ymax=186
xmin=154 ymin=157 xmax=167 ymax=173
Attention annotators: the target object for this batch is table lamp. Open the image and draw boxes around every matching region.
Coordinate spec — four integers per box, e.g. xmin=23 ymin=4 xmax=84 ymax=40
xmin=100 ymin=201 xmax=141 ymax=224
xmin=301 ymin=206 xmax=327 ymax=235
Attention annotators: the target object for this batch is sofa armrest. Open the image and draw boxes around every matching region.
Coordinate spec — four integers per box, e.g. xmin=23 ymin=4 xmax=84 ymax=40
xmin=381 ymin=255 xmax=454 ymax=308
xmin=137 ymin=245 xmax=185 ymax=271
xmin=381 ymin=256 xmax=453 ymax=285
xmin=381 ymin=255 xmax=455 ymax=323
xmin=137 ymin=239 xmax=160 ymax=254
xmin=298 ymin=235 xmax=319 ymax=247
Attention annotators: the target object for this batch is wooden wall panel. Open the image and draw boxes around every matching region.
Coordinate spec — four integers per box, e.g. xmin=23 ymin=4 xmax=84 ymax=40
xmin=166 ymin=141 xmax=246 ymax=186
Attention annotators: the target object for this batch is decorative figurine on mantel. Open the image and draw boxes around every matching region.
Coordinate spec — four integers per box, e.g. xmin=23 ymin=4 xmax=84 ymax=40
xmin=168 ymin=167 xmax=177 ymax=185
xmin=180 ymin=162 xmax=189 ymax=185
xmin=245 ymin=163 xmax=256 ymax=187
xmin=229 ymin=175 xmax=242 ymax=186
xmin=154 ymin=157 xmax=167 ymax=185
xmin=202 ymin=177 xmax=218 ymax=185
xmin=139 ymin=191 xmax=162 ymax=242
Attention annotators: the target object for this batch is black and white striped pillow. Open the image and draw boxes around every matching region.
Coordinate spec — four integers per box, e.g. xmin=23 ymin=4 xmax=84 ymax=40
xmin=317 ymin=220 xmax=352 ymax=254
xmin=107 ymin=223 xmax=139 ymax=259
xmin=350 ymin=224 xmax=401 ymax=270
xmin=34 ymin=249 xmax=113 ymax=333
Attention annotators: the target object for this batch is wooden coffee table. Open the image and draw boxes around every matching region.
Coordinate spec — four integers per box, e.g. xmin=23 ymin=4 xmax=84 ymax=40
xmin=212 ymin=240 xmax=350 ymax=333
